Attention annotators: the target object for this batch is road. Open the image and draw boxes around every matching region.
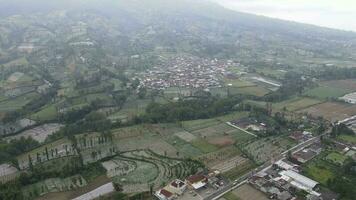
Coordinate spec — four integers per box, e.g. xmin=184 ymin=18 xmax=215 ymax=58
xmin=204 ymin=133 xmax=326 ymax=200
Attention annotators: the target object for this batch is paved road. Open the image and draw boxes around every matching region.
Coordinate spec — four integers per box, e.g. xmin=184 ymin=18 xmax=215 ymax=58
xmin=204 ymin=133 xmax=327 ymax=200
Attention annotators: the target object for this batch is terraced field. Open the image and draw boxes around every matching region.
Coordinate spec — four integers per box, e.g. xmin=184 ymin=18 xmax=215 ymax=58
xmin=112 ymin=150 xmax=203 ymax=193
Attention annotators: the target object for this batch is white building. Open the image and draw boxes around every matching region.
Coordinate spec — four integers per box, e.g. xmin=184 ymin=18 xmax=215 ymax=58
xmin=279 ymin=170 xmax=320 ymax=196
xmin=339 ymin=93 xmax=356 ymax=104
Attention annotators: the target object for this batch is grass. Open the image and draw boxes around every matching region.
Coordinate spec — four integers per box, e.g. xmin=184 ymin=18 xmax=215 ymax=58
xmin=338 ymin=134 xmax=356 ymax=144
xmin=30 ymin=104 xmax=58 ymax=121
xmin=325 ymin=152 xmax=347 ymax=166
xmin=304 ymin=86 xmax=352 ymax=100
xmin=191 ymin=139 xmax=219 ymax=154
xmin=223 ymin=160 xmax=255 ymax=181
xmin=303 ymin=159 xmax=335 ymax=185
xmin=273 ymin=97 xmax=322 ymax=111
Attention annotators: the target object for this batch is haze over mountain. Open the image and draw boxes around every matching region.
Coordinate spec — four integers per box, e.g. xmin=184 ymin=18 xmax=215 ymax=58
xmin=0 ymin=0 xmax=356 ymax=65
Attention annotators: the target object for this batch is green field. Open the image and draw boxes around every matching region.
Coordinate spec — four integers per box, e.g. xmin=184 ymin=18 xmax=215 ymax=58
xmin=304 ymin=159 xmax=335 ymax=185
xmin=273 ymin=97 xmax=322 ymax=111
xmin=325 ymin=152 xmax=347 ymax=166
xmin=304 ymin=86 xmax=352 ymax=99
xmin=30 ymin=104 xmax=58 ymax=121
xmin=338 ymin=134 xmax=356 ymax=144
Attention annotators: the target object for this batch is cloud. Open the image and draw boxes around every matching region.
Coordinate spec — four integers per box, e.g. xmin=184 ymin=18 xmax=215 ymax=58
xmin=213 ymin=0 xmax=356 ymax=32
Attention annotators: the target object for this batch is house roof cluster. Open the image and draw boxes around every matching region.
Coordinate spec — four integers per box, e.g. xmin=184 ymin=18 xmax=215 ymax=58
xmin=139 ymin=56 xmax=234 ymax=90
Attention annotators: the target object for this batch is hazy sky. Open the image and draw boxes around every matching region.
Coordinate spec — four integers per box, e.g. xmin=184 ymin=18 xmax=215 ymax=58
xmin=213 ymin=0 xmax=356 ymax=32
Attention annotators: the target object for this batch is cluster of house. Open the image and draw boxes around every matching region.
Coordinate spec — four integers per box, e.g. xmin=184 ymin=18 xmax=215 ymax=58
xmin=249 ymin=158 xmax=337 ymax=200
xmin=155 ymin=171 xmax=223 ymax=200
xmin=139 ymin=56 xmax=235 ymax=90
xmin=291 ymin=142 xmax=322 ymax=164
xmin=289 ymin=131 xmax=314 ymax=143
xmin=248 ymin=140 xmax=339 ymax=200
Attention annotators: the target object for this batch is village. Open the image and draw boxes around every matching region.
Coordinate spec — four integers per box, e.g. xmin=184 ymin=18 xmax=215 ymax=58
xmin=138 ymin=56 xmax=234 ymax=90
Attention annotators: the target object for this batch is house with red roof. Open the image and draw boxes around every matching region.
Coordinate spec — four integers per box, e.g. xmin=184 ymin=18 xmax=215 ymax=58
xmin=155 ymin=189 xmax=175 ymax=200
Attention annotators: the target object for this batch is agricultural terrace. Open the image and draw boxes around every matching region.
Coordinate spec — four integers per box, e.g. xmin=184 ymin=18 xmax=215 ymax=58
xmin=22 ymin=175 xmax=87 ymax=200
xmin=75 ymin=132 xmax=116 ymax=164
xmin=242 ymin=136 xmax=296 ymax=164
xmin=5 ymin=123 xmax=63 ymax=143
xmin=298 ymin=102 xmax=356 ymax=122
xmin=17 ymin=138 xmax=77 ymax=170
xmin=112 ymin=150 xmax=203 ymax=193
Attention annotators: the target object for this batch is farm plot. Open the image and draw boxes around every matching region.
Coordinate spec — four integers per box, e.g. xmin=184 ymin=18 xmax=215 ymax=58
xmin=175 ymin=131 xmax=197 ymax=142
xmin=321 ymin=79 xmax=356 ymax=91
xmin=273 ymin=97 xmax=322 ymax=112
xmin=113 ymin=150 xmax=203 ymax=193
xmin=243 ymin=136 xmax=296 ymax=164
xmin=22 ymin=175 xmax=87 ymax=200
xmin=5 ymin=123 xmax=63 ymax=143
xmin=229 ymin=86 xmax=270 ymax=97
xmin=304 ymin=86 xmax=351 ymax=100
xmin=197 ymin=146 xmax=248 ymax=173
xmin=163 ymin=135 xmax=203 ymax=157
xmin=114 ymin=132 xmax=179 ymax=158
xmin=182 ymin=118 xmax=221 ymax=131
xmin=222 ymin=160 xmax=255 ymax=181
xmin=298 ymin=102 xmax=356 ymax=122
xmin=191 ymin=123 xmax=236 ymax=138
xmin=229 ymin=184 xmax=268 ymax=200
xmin=190 ymin=139 xmax=219 ymax=153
